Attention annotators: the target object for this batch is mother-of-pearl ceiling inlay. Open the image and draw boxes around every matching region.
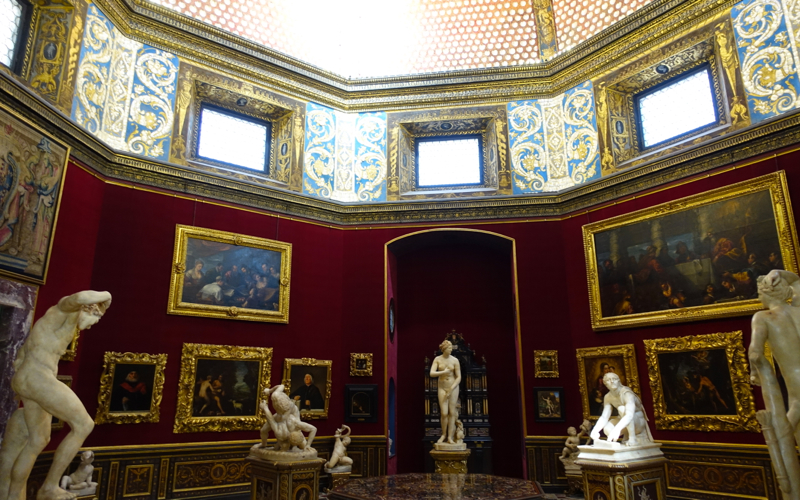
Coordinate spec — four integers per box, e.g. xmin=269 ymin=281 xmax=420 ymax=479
xmin=145 ymin=0 xmax=652 ymax=78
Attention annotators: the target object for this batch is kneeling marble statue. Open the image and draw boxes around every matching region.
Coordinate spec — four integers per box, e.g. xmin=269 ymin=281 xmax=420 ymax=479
xmin=250 ymin=384 xmax=318 ymax=462
xmin=590 ymin=372 xmax=653 ymax=447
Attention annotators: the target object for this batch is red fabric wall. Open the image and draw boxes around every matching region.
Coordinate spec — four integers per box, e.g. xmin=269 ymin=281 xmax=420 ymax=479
xmin=38 ymin=149 xmax=799 ymax=467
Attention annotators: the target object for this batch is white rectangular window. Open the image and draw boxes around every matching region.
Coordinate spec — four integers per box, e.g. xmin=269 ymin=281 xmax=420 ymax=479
xmin=0 ymin=0 xmax=24 ymax=68
xmin=416 ymin=136 xmax=482 ymax=187
xmin=197 ymin=106 xmax=270 ymax=172
xmin=637 ymin=67 xmax=718 ymax=149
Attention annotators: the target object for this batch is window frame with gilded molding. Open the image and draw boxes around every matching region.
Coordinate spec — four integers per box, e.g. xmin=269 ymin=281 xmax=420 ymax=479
xmin=195 ymin=102 xmax=272 ymax=174
xmin=414 ymin=134 xmax=485 ymax=189
xmin=0 ymin=0 xmax=33 ymax=74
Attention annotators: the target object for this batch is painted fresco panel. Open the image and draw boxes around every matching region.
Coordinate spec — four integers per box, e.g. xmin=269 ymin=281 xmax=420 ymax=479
xmin=354 ymin=112 xmax=387 ymax=202
xmin=303 ymin=102 xmax=336 ymax=198
xmin=732 ymin=0 xmax=800 ymax=123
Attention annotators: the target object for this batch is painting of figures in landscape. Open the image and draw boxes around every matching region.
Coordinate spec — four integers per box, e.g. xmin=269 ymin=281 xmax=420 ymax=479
xmin=191 ymin=359 xmax=261 ymax=417
xmin=168 ymin=225 xmax=292 ymax=323
xmin=0 ymin=106 xmax=68 ymax=283
xmin=656 ymin=349 xmax=736 ymax=416
xmin=584 ymin=173 xmax=799 ymax=329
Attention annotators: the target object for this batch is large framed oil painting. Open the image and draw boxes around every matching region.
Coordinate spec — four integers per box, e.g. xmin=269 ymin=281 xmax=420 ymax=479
xmin=583 ymin=171 xmax=799 ymax=330
xmin=94 ymin=352 xmax=167 ymax=425
xmin=174 ymin=343 xmax=273 ymax=433
xmin=643 ymin=331 xmax=758 ymax=432
xmin=282 ymin=358 xmax=332 ymax=420
xmin=0 ymin=104 xmax=69 ymax=284
xmin=167 ymin=225 xmax=292 ymax=323
xmin=576 ymin=344 xmax=640 ymax=421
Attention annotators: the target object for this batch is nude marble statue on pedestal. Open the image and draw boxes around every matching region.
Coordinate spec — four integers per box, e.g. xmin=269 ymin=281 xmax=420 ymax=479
xmin=429 ymin=340 xmax=462 ymax=449
xmin=0 ymin=291 xmax=112 ymax=500
xmin=749 ymin=270 xmax=800 ymax=500
xmin=590 ymin=372 xmax=653 ymax=447
xmin=250 ymin=384 xmax=318 ymax=462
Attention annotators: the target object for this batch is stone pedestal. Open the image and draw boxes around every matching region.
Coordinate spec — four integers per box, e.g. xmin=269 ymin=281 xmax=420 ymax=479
xmin=324 ymin=465 xmax=351 ymax=490
xmin=561 ymin=461 xmax=583 ymax=497
xmin=576 ymin=441 xmax=666 ymax=500
xmin=430 ymin=449 xmax=471 ymax=474
xmin=247 ymin=455 xmax=325 ymax=500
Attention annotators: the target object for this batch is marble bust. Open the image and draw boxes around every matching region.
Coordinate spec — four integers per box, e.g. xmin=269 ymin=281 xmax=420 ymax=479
xmin=250 ymin=384 xmax=318 ymax=462
xmin=0 ymin=291 xmax=111 ymax=500
xmin=429 ymin=339 xmax=466 ymax=451
xmin=749 ymin=270 xmax=800 ymax=499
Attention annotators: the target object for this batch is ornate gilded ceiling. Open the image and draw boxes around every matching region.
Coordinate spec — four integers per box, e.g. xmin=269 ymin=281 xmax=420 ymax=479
xmin=144 ymin=0 xmax=654 ymax=78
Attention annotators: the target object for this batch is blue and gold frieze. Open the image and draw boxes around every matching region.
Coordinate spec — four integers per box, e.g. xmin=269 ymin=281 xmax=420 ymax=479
xmin=303 ymin=103 xmax=386 ymax=201
xmin=732 ymin=0 xmax=800 ymax=124
xmin=70 ymin=4 xmax=178 ymax=161
xmin=507 ymin=81 xmax=600 ymax=194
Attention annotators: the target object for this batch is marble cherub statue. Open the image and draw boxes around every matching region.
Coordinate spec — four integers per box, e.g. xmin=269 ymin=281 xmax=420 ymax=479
xmin=0 ymin=291 xmax=111 ymax=500
xmin=589 ymin=372 xmax=654 ymax=447
xmin=429 ymin=339 xmax=463 ymax=448
xmin=251 ymin=384 xmax=318 ymax=462
xmin=749 ymin=270 xmax=800 ymax=500
xmin=60 ymin=451 xmax=97 ymax=496
xmin=325 ymin=425 xmax=353 ymax=470
xmin=559 ymin=426 xmax=583 ymax=463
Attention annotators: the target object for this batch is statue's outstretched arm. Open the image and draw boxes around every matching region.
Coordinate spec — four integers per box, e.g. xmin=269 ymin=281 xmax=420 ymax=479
xmin=749 ymin=314 xmax=772 ymax=386
xmin=58 ymin=291 xmax=112 ymax=312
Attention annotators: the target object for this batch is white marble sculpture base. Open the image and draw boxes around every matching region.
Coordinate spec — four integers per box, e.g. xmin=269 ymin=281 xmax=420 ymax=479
xmin=434 ymin=442 xmax=467 ymax=451
xmin=66 ymin=486 xmax=97 ymax=497
xmin=576 ymin=440 xmax=663 ymax=463
xmin=248 ymin=444 xmax=318 ymax=463
xmin=324 ymin=464 xmax=352 ymax=474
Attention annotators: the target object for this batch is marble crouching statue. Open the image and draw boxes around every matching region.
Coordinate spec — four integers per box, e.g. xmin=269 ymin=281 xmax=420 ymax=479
xmin=324 ymin=425 xmax=353 ymax=472
xmin=559 ymin=426 xmax=583 ymax=465
xmin=250 ymin=384 xmax=318 ymax=462
xmin=429 ymin=339 xmax=465 ymax=451
xmin=749 ymin=270 xmax=800 ymax=500
xmin=60 ymin=451 xmax=97 ymax=497
xmin=0 ymin=291 xmax=111 ymax=500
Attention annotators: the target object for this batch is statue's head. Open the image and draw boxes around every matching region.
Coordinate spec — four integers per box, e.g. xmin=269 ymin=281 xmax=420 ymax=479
xmin=79 ymin=302 xmax=108 ymax=330
xmin=439 ymin=340 xmax=453 ymax=354
xmin=758 ymin=271 xmax=793 ymax=306
xmin=602 ymin=372 xmax=621 ymax=390
xmin=79 ymin=450 xmax=94 ymax=464
xmin=567 ymin=426 xmax=577 ymax=436
xmin=271 ymin=385 xmax=294 ymax=414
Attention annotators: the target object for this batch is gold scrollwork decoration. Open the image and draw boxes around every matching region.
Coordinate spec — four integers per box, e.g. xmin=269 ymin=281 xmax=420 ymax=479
xmin=533 ymin=350 xmax=558 ymax=378
xmin=576 ymin=344 xmax=640 ymax=421
xmin=350 ymin=353 xmax=373 ymax=377
xmin=172 ymin=459 xmax=250 ymax=491
xmin=95 ymin=351 xmax=168 ymax=425
xmin=282 ymin=357 xmax=332 ymax=420
xmin=644 ymin=331 xmax=758 ymax=432
xmin=173 ymin=343 xmax=273 ymax=433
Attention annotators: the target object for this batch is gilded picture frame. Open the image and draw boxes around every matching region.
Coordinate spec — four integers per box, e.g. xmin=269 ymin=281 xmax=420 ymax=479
xmin=95 ymin=352 xmax=168 ymax=425
xmin=576 ymin=344 xmax=640 ymax=421
xmin=282 ymin=358 xmax=332 ymax=420
xmin=583 ymin=171 xmax=799 ymax=331
xmin=533 ymin=387 xmax=565 ymax=422
xmin=167 ymin=225 xmax=292 ymax=323
xmin=534 ymin=350 xmax=558 ymax=378
xmin=350 ymin=353 xmax=373 ymax=377
xmin=643 ymin=331 xmax=758 ymax=432
xmin=52 ymin=375 xmax=73 ymax=431
xmin=174 ymin=343 xmax=273 ymax=433
xmin=0 ymin=103 xmax=70 ymax=285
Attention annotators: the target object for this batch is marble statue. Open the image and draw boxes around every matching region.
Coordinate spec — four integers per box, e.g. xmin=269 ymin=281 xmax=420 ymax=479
xmin=60 ymin=451 xmax=97 ymax=497
xmin=455 ymin=420 xmax=465 ymax=443
xmin=579 ymin=418 xmax=593 ymax=446
xmin=559 ymin=424 xmax=587 ymax=496
xmin=324 ymin=425 xmax=353 ymax=472
xmin=559 ymin=426 xmax=582 ymax=463
xmin=0 ymin=291 xmax=111 ymax=500
xmin=429 ymin=339 xmax=463 ymax=450
xmin=589 ymin=372 xmax=653 ymax=447
xmin=250 ymin=384 xmax=318 ymax=462
xmin=749 ymin=270 xmax=800 ymax=500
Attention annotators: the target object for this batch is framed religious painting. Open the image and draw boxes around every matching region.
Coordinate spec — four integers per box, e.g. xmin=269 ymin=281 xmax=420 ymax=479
xmin=350 ymin=353 xmax=373 ymax=377
xmin=0 ymin=103 xmax=69 ymax=284
xmin=583 ymin=171 xmax=799 ymax=330
xmin=534 ymin=350 xmax=559 ymax=378
xmin=533 ymin=387 xmax=565 ymax=422
xmin=174 ymin=343 xmax=273 ymax=433
xmin=345 ymin=384 xmax=378 ymax=423
xmin=644 ymin=331 xmax=758 ymax=432
xmin=167 ymin=225 xmax=292 ymax=323
xmin=95 ymin=352 xmax=167 ymax=424
xmin=282 ymin=358 xmax=332 ymax=420
xmin=52 ymin=375 xmax=73 ymax=431
xmin=576 ymin=344 xmax=640 ymax=421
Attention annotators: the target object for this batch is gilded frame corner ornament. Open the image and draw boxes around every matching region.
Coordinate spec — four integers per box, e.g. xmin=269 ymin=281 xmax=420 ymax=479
xmin=533 ymin=350 xmax=559 ymax=378
xmin=349 ymin=353 xmax=373 ymax=377
xmin=167 ymin=224 xmax=292 ymax=323
xmin=281 ymin=357 xmax=332 ymax=420
xmin=174 ymin=342 xmax=273 ymax=433
xmin=576 ymin=344 xmax=640 ymax=421
xmin=583 ymin=171 xmax=800 ymax=331
xmin=643 ymin=330 xmax=758 ymax=432
xmin=95 ymin=351 xmax=168 ymax=425
xmin=60 ymin=326 xmax=80 ymax=361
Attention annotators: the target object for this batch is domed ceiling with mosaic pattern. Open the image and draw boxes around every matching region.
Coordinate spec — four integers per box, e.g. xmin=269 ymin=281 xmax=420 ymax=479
xmin=145 ymin=0 xmax=654 ymax=78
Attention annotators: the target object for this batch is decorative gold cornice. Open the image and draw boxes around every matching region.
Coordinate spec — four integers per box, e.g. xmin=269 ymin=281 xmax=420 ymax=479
xmin=3 ymin=69 xmax=800 ymax=225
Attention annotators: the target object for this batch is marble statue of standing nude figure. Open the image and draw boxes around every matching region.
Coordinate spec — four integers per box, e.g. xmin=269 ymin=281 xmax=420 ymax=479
xmin=429 ymin=339 xmax=461 ymax=445
xmin=0 ymin=291 xmax=112 ymax=500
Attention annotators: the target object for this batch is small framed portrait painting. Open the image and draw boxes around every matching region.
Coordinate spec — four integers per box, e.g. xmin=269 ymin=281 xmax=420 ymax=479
xmin=95 ymin=352 xmax=167 ymax=424
xmin=533 ymin=387 xmax=565 ymax=422
xmin=350 ymin=353 xmax=373 ymax=377
xmin=345 ymin=384 xmax=378 ymax=423
xmin=282 ymin=358 xmax=332 ymax=420
xmin=576 ymin=344 xmax=640 ymax=421
xmin=534 ymin=350 xmax=558 ymax=378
